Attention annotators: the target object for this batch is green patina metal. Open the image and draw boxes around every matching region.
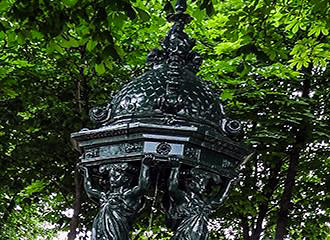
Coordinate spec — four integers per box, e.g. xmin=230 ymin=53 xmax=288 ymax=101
xmin=71 ymin=0 xmax=252 ymax=239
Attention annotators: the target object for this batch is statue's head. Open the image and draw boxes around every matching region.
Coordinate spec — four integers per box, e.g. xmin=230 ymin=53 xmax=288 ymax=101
xmin=99 ymin=163 xmax=137 ymax=188
xmin=187 ymin=168 xmax=222 ymax=194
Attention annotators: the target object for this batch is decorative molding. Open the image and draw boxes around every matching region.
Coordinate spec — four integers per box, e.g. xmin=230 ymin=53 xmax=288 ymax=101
xmin=83 ymin=142 xmax=143 ymax=161
xmin=123 ymin=143 xmax=144 ymax=153
xmin=85 ymin=148 xmax=100 ymax=159
xmin=222 ymin=159 xmax=232 ymax=168
xmin=184 ymin=146 xmax=201 ymax=161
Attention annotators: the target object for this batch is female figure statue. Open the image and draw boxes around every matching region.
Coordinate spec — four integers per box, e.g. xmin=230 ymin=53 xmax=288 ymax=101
xmin=167 ymin=158 xmax=229 ymax=240
xmin=81 ymin=155 xmax=153 ymax=240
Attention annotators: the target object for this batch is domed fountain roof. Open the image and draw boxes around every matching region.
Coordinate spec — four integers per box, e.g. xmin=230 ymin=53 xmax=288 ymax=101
xmin=108 ymin=65 xmax=225 ymax=128
xmin=89 ymin=9 xmax=240 ymax=136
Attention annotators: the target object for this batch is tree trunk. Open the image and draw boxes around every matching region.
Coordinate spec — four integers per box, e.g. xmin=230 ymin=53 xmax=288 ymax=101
xmin=68 ymin=166 xmax=83 ymax=240
xmin=241 ymin=216 xmax=251 ymax=240
xmin=251 ymin=158 xmax=283 ymax=240
xmin=0 ymin=192 xmax=18 ymax=231
xmin=274 ymin=74 xmax=311 ymax=239
xmin=274 ymin=149 xmax=300 ymax=239
xmin=68 ymin=45 xmax=89 ymax=240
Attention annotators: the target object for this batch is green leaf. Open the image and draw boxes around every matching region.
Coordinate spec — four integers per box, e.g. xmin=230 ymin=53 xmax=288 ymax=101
xmin=136 ymin=7 xmax=150 ymax=21
xmin=299 ymin=22 xmax=307 ymax=31
xmin=109 ymin=13 xmax=127 ymax=29
xmin=286 ymin=19 xmax=297 ymax=31
xmin=7 ymin=31 xmax=16 ymax=44
xmin=2 ymin=87 xmax=18 ymax=98
xmin=31 ymin=30 xmax=43 ymax=40
xmin=47 ymin=40 xmax=65 ymax=54
xmin=191 ymin=8 xmax=206 ymax=22
xmin=86 ymin=39 xmax=97 ymax=52
xmin=220 ymin=89 xmax=234 ymax=100
xmin=17 ymin=111 xmax=32 ymax=120
xmin=215 ymin=41 xmax=241 ymax=55
xmin=0 ymin=0 xmax=10 ymax=12
xmin=104 ymin=58 xmax=113 ymax=69
xmin=309 ymin=26 xmax=322 ymax=37
xmin=95 ymin=62 xmax=105 ymax=75
xmin=297 ymin=61 xmax=303 ymax=69
xmin=22 ymin=180 xmax=46 ymax=196
xmin=292 ymin=23 xmax=299 ymax=33
xmin=62 ymin=0 xmax=78 ymax=7
xmin=60 ymin=37 xmax=80 ymax=48
xmin=321 ymin=27 xmax=329 ymax=35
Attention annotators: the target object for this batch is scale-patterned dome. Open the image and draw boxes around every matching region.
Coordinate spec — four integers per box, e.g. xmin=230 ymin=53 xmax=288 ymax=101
xmin=89 ymin=10 xmax=241 ymax=137
xmin=108 ymin=65 xmax=225 ymax=128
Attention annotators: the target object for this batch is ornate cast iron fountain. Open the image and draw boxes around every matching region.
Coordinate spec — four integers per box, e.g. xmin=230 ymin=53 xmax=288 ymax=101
xmin=71 ymin=1 xmax=251 ymax=239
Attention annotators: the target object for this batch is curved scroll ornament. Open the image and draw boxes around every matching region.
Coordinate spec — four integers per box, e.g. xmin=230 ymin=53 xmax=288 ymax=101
xmin=89 ymin=104 xmax=112 ymax=124
xmin=167 ymin=158 xmax=234 ymax=240
xmin=80 ymin=155 xmax=153 ymax=240
xmin=220 ymin=118 xmax=242 ymax=136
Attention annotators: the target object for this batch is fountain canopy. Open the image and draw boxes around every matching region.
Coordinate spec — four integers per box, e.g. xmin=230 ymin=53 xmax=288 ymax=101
xmin=71 ymin=8 xmax=249 ymax=178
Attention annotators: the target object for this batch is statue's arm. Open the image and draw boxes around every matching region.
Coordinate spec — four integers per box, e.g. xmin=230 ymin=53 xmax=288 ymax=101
xmin=129 ymin=155 xmax=152 ymax=197
xmin=81 ymin=166 xmax=102 ymax=200
xmin=137 ymin=158 xmax=151 ymax=193
xmin=168 ymin=158 xmax=185 ymax=203
xmin=210 ymin=178 xmax=235 ymax=207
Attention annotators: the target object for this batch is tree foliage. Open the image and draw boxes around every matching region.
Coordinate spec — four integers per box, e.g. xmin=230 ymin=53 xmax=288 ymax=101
xmin=0 ymin=0 xmax=329 ymax=239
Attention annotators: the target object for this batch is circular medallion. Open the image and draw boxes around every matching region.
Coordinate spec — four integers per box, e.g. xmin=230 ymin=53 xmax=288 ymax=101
xmin=156 ymin=142 xmax=172 ymax=155
xmin=225 ymin=120 xmax=241 ymax=134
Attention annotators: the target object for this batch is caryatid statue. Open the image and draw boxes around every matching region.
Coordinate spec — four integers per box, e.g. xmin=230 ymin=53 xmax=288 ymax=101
xmin=81 ymin=155 xmax=154 ymax=240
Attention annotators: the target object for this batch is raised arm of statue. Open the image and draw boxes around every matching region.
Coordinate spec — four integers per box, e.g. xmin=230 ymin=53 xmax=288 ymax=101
xmin=128 ymin=154 xmax=153 ymax=198
xmin=210 ymin=178 xmax=235 ymax=208
xmin=168 ymin=157 xmax=185 ymax=203
xmin=81 ymin=166 xmax=102 ymax=201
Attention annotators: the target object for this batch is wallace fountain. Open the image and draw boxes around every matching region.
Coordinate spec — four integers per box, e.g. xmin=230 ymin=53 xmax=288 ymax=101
xmin=71 ymin=0 xmax=251 ymax=239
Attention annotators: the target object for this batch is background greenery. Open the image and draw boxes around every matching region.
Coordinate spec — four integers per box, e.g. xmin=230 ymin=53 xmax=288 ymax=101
xmin=0 ymin=0 xmax=329 ymax=239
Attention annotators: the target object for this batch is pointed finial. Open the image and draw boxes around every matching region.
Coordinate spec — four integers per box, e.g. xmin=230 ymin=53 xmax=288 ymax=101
xmin=167 ymin=0 xmax=192 ymax=24
xmin=147 ymin=0 xmax=202 ymax=74
xmin=175 ymin=0 xmax=187 ymax=13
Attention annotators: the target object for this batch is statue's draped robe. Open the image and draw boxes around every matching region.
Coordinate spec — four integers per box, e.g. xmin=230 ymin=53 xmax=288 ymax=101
xmin=169 ymin=195 xmax=210 ymax=240
xmin=92 ymin=192 xmax=137 ymax=240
